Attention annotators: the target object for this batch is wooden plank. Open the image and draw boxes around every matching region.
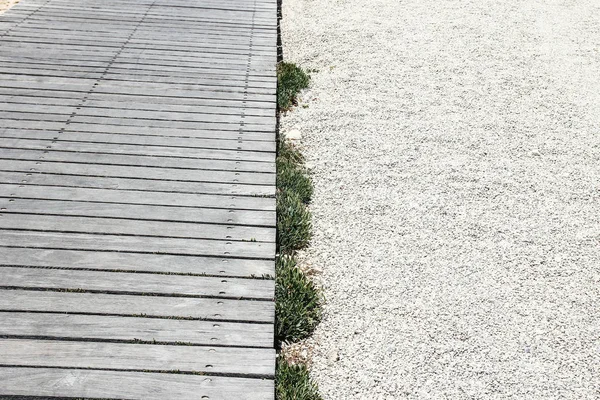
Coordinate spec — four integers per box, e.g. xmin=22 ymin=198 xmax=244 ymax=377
xmin=3 ymin=11 xmax=277 ymax=29
xmin=0 ymin=95 xmax=276 ymax=117
xmin=1 ymin=34 xmax=276 ymax=54
xmin=0 ymin=94 xmax=276 ymax=116
xmin=0 ymin=230 xmax=275 ymax=259
xmin=0 ymin=266 xmax=274 ymax=300
xmin=0 ymin=132 xmax=275 ymax=159
xmin=0 ymin=39 xmax=277 ymax=59
xmin=0 ymin=52 xmax=276 ymax=74
xmin=0 ymin=289 xmax=274 ymax=322
xmin=0 ymin=312 xmax=272 ymax=347
xmin=0 ymin=213 xmax=276 ymax=243
xmin=0 ymin=72 xmax=276 ymax=96
xmin=0 ymin=158 xmax=276 ymax=186
xmin=5 ymin=28 xmax=277 ymax=47
xmin=3 ymin=26 xmax=276 ymax=43
xmin=0 ymin=138 xmax=276 ymax=163
xmin=4 ymin=13 xmax=277 ymax=27
xmin=0 ymin=247 xmax=274 ymax=277
xmin=0 ymin=68 xmax=276 ymax=92
xmin=0 ymin=170 xmax=275 ymax=196
xmin=0 ymin=80 xmax=276 ymax=102
xmin=0 ymin=339 xmax=275 ymax=377
xmin=0 ymin=183 xmax=275 ymax=211
xmin=0 ymin=147 xmax=275 ymax=174
xmin=0 ymin=113 xmax=275 ymax=134
xmin=0 ymin=367 xmax=274 ymax=400
xmin=7 ymin=15 xmax=275 ymax=31
xmin=0 ymin=121 xmax=274 ymax=142
xmin=13 ymin=4 xmax=277 ymax=21
xmin=0 ymin=87 xmax=276 ymax=111
xmin=0 ymin=55 xmax=276 ymax=74
xmin=0 ymin=197 xmax=275 ymax=226
xmin=2 ymin=24 xmax=276 ymax=42
xmin=0 ymin=54 xmax=276 ymax=74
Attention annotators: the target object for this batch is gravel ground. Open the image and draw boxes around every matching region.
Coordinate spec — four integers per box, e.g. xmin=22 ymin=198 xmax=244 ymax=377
xmin=0 ymin=0 xmax=20 ymax=14
xmin=280 ymin=0 xmax=600 ymax=398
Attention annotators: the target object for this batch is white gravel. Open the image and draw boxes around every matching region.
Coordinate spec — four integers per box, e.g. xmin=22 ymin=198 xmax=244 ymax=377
xmin=280 ymin=0 xmax=600 ymax=398
xmin=0 ymin=0 xmax=20 ymax=14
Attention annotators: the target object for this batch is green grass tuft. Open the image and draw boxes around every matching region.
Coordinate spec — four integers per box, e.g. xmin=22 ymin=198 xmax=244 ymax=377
xmin=276 ymin=358 xmax=322 ymax=400
xmin=275 ymin=256 xmax=321 ymax=343
xmin=277 ymin=62 xmax=310 ymax=110
xmin=277 ymin=140 xmax=312 ymax=204
xmin=277 ymin=191 xmax=312 ymax=254
xmin=278 ymin=136 xmax=305 ymax=165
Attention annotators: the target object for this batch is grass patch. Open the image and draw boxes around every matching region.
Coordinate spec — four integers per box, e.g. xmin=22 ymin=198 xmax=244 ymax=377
xmin=276 ymin=357 xmax=322 ymax=400
xmin=277 ymin=62 xmax=310 ymax=110
xmin=276 ymin=60 xmax=321 ymax=400
xmin=275 ymin=255 xmax=321 ymax=343
xmin=277 ymin=190 xmax=312 ymax=254
xmin=277 ymin=139 xmax=312 ymax=204
xmin=277 ymin=139 xmax=313 ymax=254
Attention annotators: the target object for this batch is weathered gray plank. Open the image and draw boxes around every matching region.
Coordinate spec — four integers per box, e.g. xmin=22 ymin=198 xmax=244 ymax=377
xmin=0 ymin=33 xmax=276 ymax=53
xmin=0 ymin=113 xmax=274 ymax=135
xmin=4 ymin=30 xmax=277 ymax=49
xmin=0 ymin=94 xmax=276 ymax=117
xmin=0 ymin=230 xmax=274 ymax=259
xmin=0 ymin=197 xmax=275 ymax=226
xmin=0 ymin=158 xmax=276 ymax=185
xmin=0 ymin=339 xmax=275 ymax=377
xmin=0 ymin=183 xmax=275 ymax=211
xmin=0 ymin=367 xmax=274 ymax=400
xmin=0 ymin=147 xmax=275 ymax=174
xmin=0 ymin=213 xmax=275 ymax=242
xmin=0 ymin=88 xmax=276 ymax=112
xmin=0 ymin=53 xmax=276 ymax=73
xmin=0 ymin=80 xmax=276 ymax=102
xmin=0 ymin=120 xmax=274 ymax=142
xmin=0 ymin=40 xmax=277 ymax=62
xmin=0 ymin=72 xmax=276 ymax=97
xmin=0 ymin=68 xmax=276 ymax=91
xmin=0 ymin=247 xmax=274 ymax=277
xmin=0 ymin=289 xmax=274 ymax=322
xmin=0 ymin=55 xmax=276 ymax=74
xmin=0 ymin=312 xmax=272 ymax=347
xmin=0 ymin=266 xmax=274 ymax=299
xmin=0 ymin=137 xmax=276 ymax=162
xmin=0 ymin=170 xmax=275 ymax=196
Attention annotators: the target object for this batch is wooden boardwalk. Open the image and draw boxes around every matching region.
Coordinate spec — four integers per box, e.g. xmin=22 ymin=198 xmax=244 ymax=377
xmin=0 ymin=0 xmax=277 ymax=398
